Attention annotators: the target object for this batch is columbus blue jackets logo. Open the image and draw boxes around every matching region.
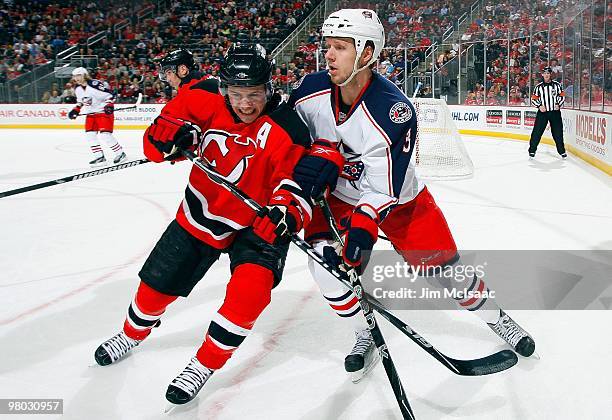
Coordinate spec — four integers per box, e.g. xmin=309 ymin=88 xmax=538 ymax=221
xmin=199 ymin=129 xmax=257 ymax=183
xmin=292 ymin=76 xmax=304 ymax=90
xmin=389 ymin=102 xmax=412 ymax=124
xmin=342 ymin=161 xmax=364 ymax=181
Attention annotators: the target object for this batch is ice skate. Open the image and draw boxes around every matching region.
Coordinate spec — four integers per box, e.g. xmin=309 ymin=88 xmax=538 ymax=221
xmin=94 ymin=331 xmax=141 ymax=366
xmin=166 ymin=356 xmax=214 ymax=405
xmin=344 ymin=329 xmax=379 ymax=383
xmin=113 ymin=152 xmax=127 ymax=164
xmin=488 ymin=310 xmax=535 ymax=357
xmin=89 ymin=156 xmax=107 ymax=166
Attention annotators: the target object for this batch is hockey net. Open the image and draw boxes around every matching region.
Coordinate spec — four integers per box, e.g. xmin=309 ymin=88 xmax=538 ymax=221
xmin=412 ymin=98 xmax=474 ymax=180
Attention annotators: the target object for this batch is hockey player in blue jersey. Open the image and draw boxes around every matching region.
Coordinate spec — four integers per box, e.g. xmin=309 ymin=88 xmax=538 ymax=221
xmin=288 ymin=8 xmax=536 ymax=382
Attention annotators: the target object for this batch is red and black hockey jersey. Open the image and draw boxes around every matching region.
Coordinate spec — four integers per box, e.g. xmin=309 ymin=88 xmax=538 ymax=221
xmin=144 ymin=79 xmax=312 ymax=249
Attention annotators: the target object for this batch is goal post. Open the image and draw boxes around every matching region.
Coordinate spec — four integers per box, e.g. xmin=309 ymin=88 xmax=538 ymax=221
xmin=411 ymin=98 xmax=474 ymax=180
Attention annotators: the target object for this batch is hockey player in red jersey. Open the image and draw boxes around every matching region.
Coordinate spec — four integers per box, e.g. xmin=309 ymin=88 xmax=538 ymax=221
xmin=157 ymin=48 xmax=205 ymax=92
xmin=68 ymin=67 xmax=127 ymax=165
xmin=93 ymin=44 xmax=312 ymax=405
xmin=289 ymin=9 xmax=536 ymax=382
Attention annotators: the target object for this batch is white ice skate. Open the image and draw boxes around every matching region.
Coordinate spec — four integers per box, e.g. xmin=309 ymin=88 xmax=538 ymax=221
xmin=344 ymin=329 xmax=380 ymax=383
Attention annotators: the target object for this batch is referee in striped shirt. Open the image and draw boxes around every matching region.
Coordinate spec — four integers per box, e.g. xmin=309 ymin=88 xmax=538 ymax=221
xmin=528 ymin=67 xmax=567 ymax=159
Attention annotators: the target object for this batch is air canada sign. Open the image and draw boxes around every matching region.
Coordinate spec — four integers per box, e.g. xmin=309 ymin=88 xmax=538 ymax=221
xmin=0 ymin=108 xmax=61 ymax=118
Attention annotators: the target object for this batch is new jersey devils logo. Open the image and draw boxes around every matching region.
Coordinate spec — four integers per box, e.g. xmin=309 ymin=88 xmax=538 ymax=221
xmin=199 ymin=129 xmax=257 ymax=183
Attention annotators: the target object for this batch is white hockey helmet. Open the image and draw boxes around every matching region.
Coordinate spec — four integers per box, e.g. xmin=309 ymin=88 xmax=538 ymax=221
xmin=322 ymin=9 xmax=385 ymax=86
xmin=72 ymin=67 xmax=89 ymax=77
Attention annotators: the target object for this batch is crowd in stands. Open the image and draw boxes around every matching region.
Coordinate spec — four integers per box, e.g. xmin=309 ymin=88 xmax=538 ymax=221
xmin=4 ymin=0 xmax=610 ymax=110
xmin=0 ymin=0 xmax=149 ymax=83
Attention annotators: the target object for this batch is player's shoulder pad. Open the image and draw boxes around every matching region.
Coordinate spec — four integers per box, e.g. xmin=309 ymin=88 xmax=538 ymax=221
xmin=362 ymin=74 xmax=416 ymax=142
xmin=189 ymin=77 xmax=220 ymax=94
xmin=288 ymin=70 xmax=331 ymax=107
xmin=88 ymin=79 xmax=111 ymax=93
xmin=268 ymin=102 xmax=311 ymax=147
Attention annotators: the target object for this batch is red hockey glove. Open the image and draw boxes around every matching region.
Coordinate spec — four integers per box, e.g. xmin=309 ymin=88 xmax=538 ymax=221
xmin=293 ymin=140 xmax=344 ymax=200
xmin=103 ymin=103 xmax=114 ymax=115
xmin=68 ymin=106 xmax=81 ymax=120
xmin=147 ymin=115 xmax=201 ymax=155
xmin=252 ymin=192 xmax=303 ymax=245
xmin=341 ymin=207 xmax=378 ymax=269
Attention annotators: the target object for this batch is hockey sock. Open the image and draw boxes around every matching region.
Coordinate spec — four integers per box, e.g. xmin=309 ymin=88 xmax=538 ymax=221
xmin=86 ymin=131 xmax=103 ymax=158
xmin=98 ymin=131 xmax=123 ymax=155
xmin=424 ymin=258 xmax=501 ymax=324
xmin=196 ymin=264 xmax=274 ymax=370
xmin=308 ymin=240 xmax=368 ymax=333
xmin=123 ymin=281 xmax=178 ymax=340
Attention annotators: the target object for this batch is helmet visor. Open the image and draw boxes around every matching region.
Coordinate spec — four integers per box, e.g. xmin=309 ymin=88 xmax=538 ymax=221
xmin=159 ymin=64 xmax=177 ymax=82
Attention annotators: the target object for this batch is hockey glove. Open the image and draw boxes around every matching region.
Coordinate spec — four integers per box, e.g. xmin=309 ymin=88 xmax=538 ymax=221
xmin=293 ymin=140 xmax=344 ymax=200
xmin=342 ymin=208 xmax=378 ymax=269
xmin=68 ymin=106 xmax=81 ymax=120
xmin=103 ymin=103 xmax=114 ymax=115
xmin=253 ymin=192 xmax=303 ymax=245
xmin=147 ymin=115 xmax=201 ymax=155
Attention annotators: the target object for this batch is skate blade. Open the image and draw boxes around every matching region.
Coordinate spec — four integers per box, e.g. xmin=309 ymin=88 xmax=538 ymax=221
xmin=531 ymin=350 xmax=542 ymax=360
xmin=350 ymin=351 xmax=381 ymax=384
xmin=164 ymin=404 xmax=176 ymax=414
xmin=89 ymin=161 xmax=108 ymax=168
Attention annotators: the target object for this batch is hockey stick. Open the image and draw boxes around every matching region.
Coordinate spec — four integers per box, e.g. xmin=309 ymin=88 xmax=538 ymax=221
xmin=179 ymin=148 xmax=415 ymax=419
xmin=0 ymin=158 xmax=150 ymax=199
xmin=79 ymin=93 xmax=143 ymax=116
xmin=316 ymin=198 xmax=519 ymax=376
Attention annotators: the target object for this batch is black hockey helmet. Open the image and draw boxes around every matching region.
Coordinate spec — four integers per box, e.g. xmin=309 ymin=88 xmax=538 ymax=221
xmin=542 ymin=66 xmax=553 ymax=74
xmin=219 ymin=43 xmax=274 ymax=97
xmin=158 ymin=48 xmax=196 ymax=81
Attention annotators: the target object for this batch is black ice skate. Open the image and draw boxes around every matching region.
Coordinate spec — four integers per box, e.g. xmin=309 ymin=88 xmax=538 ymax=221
xmin=166 ymin=357 xmax=214 ymax=405
xmin=89 ymin=156 xmax=107 ymax=166
xmin=344 ymin=329 xmax=380 ymax=383
xmin=528 ymin=152 xmax=535 ymax=159
xmin=487 ymin=310 xmax=535 ymax=357
xmin=561 ymin=153 xmax=568 ymax=159
xmin=94 ymin=331 xmax=141 ymax=366
xmin=113 ymin=152 xmax=127 ymax=164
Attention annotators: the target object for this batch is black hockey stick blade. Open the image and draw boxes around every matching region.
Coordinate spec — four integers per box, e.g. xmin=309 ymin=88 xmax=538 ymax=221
xmin=367 ymin=297 xmax=518 ymax=376
xmin=0 ymin=158 xmax=150 ymax=198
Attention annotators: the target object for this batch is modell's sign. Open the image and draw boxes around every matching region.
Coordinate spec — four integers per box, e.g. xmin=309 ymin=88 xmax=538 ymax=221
xmin=574 ymin=114 xmax=607 ymax=157
xmin=506 ymin=110 xmax=521 ymax=127
xmin=524 ymin=111 xmax=537 ymax=127
xmin=575 ymin=115 xmax=606 ymax=145
xmin=486 ymin=110 xmax=502 ymax=125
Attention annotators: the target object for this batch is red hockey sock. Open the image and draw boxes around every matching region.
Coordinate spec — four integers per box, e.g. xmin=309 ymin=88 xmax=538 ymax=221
xmin=196 ymin=264 xmax=274 ymax=370
xmin=123 ymin=281 xmax=178 ymax=340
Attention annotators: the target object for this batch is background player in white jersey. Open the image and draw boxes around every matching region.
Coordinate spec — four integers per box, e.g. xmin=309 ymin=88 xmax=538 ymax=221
xmin=68 ymin=67 xmax=126 ymax=165
xmin=289 ymin=9 xmax=536 ymax=382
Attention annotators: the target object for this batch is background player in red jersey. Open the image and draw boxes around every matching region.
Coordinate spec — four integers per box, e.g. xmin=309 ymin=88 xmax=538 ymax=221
xmin=157 ymin=48 xmax=204 ymax=92
xmin=68 ymin=67 xmax=126 ymax=165
xmin=93 ymin=44 xmax=312 ymax=406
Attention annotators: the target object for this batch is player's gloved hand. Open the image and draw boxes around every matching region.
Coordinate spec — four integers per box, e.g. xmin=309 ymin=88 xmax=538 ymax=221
xmin=341 ymin=208 xmax=378 ymax=269
xmin=253 ymin=192 xmax=303 ymax=245
xmin=293 ymin=140 xmax=344 ymax=200
xmin=147 ymin=115 xmax=201 ymax=155
xmin=68 ymin=106 xmax=81 ymax=120
xmin=103 ymin=103 xmax=114 ymax=115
